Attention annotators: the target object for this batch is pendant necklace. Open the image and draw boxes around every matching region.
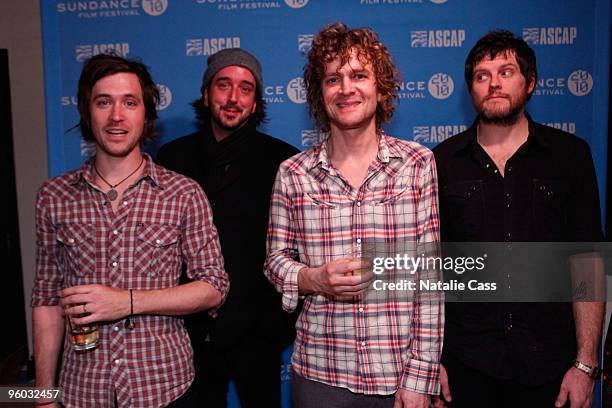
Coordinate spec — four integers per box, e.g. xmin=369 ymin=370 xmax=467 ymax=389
xmin=94 ymin=157 xmax=144 ymax=201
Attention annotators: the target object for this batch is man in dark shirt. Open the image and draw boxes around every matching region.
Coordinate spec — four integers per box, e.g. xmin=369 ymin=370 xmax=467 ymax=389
xmin=433 ymin=30 xmax=603 ymax=407
xmin=157 ymin=48 xmax=299 ymax=407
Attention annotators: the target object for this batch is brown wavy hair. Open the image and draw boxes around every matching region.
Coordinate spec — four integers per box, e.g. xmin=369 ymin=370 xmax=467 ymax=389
xmin=77 ymin=54 xmax=159 ymax=142
xmin=304 ymin=22 xmax=400 ymax=132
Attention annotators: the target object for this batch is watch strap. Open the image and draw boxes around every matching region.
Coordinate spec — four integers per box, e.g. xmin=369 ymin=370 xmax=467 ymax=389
xmin=573 ymin=359 xmax=602 ymax=379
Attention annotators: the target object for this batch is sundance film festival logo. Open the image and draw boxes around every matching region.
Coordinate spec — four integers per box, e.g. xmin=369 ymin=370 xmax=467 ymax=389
xmin=428 ymin=73 xmax=454 ymax=99
xmin=287 ymin=78 xmax=307 ymax=104
xmin=57 ymin=0 xmax=168 ymax=18
xmin=568 ymin=70 xmax=593 ymax=96
xmin=284 ymin=0 xmax=309 ymax=8
xmin=522 ymin=27 xmax=577 ymax=45
xmin=298 ymin=34 xmax=314 ymax=55
xmin=195 ymin=0 xmax=284 ymax=11
xmin=156 ymin=84 xmax=172 ymax=110
xmin=301 ymin=129 xmax=328 ymax=147
xmin=142 ymin=0 xmax=168 ymax=15
xmin=76 ymin=43 xmax=130 ymax=62
xmin=413 ymin=124 xmax=466 ymax=144
xmin=411 ymin=29 xmax=465 ymax=48
xmin=186 ymin=37 xmax=241 ymax=56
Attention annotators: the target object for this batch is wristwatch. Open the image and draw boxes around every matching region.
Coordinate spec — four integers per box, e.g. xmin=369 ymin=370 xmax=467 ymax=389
xmin=573 ymin=359 xmax=602 ymax=379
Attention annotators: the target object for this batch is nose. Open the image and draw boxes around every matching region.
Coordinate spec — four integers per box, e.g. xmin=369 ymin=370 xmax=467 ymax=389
xmin=228 ymin=86 xmax=239 ymax=103
xmin=489 ymin=74 xmax=501 ymax=90
xmin=110 ymin=103 xmax=124 ymax=122
xmin=340 ymin=77 xmax=355 ymax=95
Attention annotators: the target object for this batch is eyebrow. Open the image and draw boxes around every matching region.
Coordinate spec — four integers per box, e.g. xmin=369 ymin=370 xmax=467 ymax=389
xmin=92 ymin=93 xmax=141 ymax=99
xmin=214 ymin=77 xmax=255 ymax=87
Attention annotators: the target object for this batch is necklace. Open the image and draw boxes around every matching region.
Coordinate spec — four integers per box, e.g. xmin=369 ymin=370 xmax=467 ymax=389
xmin=94 ymin=157 xmax=144 ymax=201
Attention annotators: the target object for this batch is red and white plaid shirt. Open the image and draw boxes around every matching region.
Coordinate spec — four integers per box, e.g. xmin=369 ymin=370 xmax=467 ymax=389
xmin=265 ymin=134 xmax=443 ymax=395
xmin=32 ymin=154 xmax=228 ymax=408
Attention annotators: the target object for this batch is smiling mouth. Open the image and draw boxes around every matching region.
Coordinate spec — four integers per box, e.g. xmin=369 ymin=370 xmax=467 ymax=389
xmin=105 ymin=128 xmax=128 ymax=135
xmin=337 ymin=101 xmax=361 ymax=108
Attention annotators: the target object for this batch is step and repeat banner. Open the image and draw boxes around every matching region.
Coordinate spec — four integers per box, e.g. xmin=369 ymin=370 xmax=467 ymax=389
xmin=40 ymin=0 xmax=610 ymax=406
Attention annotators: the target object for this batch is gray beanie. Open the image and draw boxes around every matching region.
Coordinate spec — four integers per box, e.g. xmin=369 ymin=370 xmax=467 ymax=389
xmin=200 ymin=48 xmax=263 ymax=95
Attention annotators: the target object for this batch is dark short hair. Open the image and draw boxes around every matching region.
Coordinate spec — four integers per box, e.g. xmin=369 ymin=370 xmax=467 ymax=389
xmin=77 ymin=54 xmax=159 ymax=142
xmin=304 ymin=22 xmax=400 ymax=132
xmin=191 ymin=85 xmax=267 ymax=127
xmin=465 ymin=29 xmax=537 ymax=98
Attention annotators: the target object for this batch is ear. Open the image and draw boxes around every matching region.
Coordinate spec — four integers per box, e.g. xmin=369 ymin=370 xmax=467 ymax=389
xmin=251 ymin=100 xmax=257 ymax=114
xmin=527 ymin=78 xmax=535 ymax=94
xmin=203 ymin=88 xmax=210 ymax=107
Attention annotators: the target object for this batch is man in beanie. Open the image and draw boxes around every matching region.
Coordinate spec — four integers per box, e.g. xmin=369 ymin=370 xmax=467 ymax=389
xmin=157 ymin=48 xmax=299 ymax=407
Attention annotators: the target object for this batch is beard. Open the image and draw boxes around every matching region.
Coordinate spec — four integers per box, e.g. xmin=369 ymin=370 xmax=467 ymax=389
xmin=475 ymin=89 xmax=529 ymax=126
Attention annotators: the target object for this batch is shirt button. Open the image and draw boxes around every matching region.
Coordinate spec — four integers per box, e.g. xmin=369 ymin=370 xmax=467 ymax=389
xmin=112 ymin=230 xmax=119 ymax=235
xmin=361 ymin=341 xmax=366 ymax=347
xmin=486 ymin=163 xmax=490 ymax=168
xmin=356 ymin=238 xmax=362 ymax=244
xmin=112 ymin=261 xmax=118 ymax=268
xmin=505 ymin=192 xmax=511 ymax=198
xmin=359 ymin=307 xmax=364 ymax=312
xmin=114 ymin=326 xmax=120 ymax=332
xmin=505 ymin=232 xmax=512 ymax=241
xmin=356 ymin=201 xmax=361 ymax=207
xmin=123 ymin=201 xmax=128 ymax=206
xmin=494 ymin=169 xmax=498 ymax=174
xmin=156 ymin=239 xmax=162 ymax=245
xmin=115 ymin=359 xmax=122 ymax=365
xmin=507 ymin=166 xmax=513 ymax=173
xmin=506 ymin=203 xmax=511 ymax=208
xmin=68 ymin=238 xmax=75 ymax=244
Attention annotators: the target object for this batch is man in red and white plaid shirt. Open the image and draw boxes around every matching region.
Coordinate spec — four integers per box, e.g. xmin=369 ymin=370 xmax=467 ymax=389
xmin=31 ymin=54 xmax=228 ymax=408
xmin=265 ymin=22 xmax=443 ymax=408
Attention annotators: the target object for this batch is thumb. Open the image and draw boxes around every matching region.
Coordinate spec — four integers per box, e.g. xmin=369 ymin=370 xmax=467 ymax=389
xmin=555 ymin=387 xmax=568 ymax=407
xmin=441 ymin=365 xmax=452 ymax=402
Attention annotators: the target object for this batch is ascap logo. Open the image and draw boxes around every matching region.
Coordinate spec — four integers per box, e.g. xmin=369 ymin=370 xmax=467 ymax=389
xmin=76 ymin=43 xmax=130 ymax=62
xmin=287 ymin=77 xmax=307 ymax=104
xmin=284 ymin=0 xmax=308 ymax=8
xmin=301 ymin=129 xmax=328 ymax=146
xmin=544 ymin=122 xmax=576 ymax=134
xmin=428 ymin=73 xmax=454 ymax=99
xmin=195 ymin=0 xmax=282 ymax=11
xmin=156 ymin=84 xmax=172 ymax=110
xmin=298 ymin=34 xmax=314 ymax=55
xmin=567 ymin=70 xmax=593 ymax=96
xmin=57 ymin=0 xmax=167 ymax=18
xmin=413 ymin=125 xmax=466 ymax=144
xmin=360 ymin=0 xmax=424 ymax=5
xmin=523 ymin=27 xmax=577 ymax=45
xmin=186 ymin=37 xmax=241 ymax=56
xmin=411 ymin=30 xmax=465 ymax=48
xmin=398 ymin=80 xmax=426 ymax=99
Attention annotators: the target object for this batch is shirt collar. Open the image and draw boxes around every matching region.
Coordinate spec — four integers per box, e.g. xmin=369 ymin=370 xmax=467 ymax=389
xmin=69 ymin=153 xmax=160 ymax=189
xmin=454 ymin=111 xmax=548 ymax=154
xmin=309 ymin=132 xmax=401 ymax=171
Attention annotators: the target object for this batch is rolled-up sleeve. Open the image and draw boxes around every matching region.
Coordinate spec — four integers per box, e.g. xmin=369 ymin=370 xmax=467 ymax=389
xmin=182 ymin=184 xmax=229 ymax=309
xmin=264 ymin=169 xmax=305 ymax=313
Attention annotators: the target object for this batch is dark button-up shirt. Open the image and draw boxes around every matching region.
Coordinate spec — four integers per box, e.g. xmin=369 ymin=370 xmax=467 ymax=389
xmin=32 ymin=154 xmax=228 ymax=407
xmin=433 ymin=114 xmax=602 ymax=385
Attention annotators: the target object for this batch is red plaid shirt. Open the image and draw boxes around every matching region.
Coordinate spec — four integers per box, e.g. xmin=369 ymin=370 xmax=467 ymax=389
xmin=32 ymin=154 xmax=228 ymax=408
xmin=265 ymin=134 xmax=443 ymax=395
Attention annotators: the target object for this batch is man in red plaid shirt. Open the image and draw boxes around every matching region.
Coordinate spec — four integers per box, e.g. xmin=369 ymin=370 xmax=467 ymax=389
xmin=31 ymin=54 xmax=228 ymax=408
xmin=265 ymin=22 xmax=443 ymax=408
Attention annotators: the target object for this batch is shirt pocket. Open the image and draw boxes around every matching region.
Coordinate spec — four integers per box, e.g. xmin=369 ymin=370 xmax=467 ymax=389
xmin=135 ymin=223 xmax=181 ymax=278
xmin=442 ymin=180 xmax=484 ymax=240
xmin=56 ymin=223 xmax=96 ymax=278
xmin=532 ymin=179 xmax=569 ymax=239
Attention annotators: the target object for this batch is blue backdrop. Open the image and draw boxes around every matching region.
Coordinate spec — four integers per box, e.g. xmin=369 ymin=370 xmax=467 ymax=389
xmin=40 ymin=1 xmax=611 ymax=406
